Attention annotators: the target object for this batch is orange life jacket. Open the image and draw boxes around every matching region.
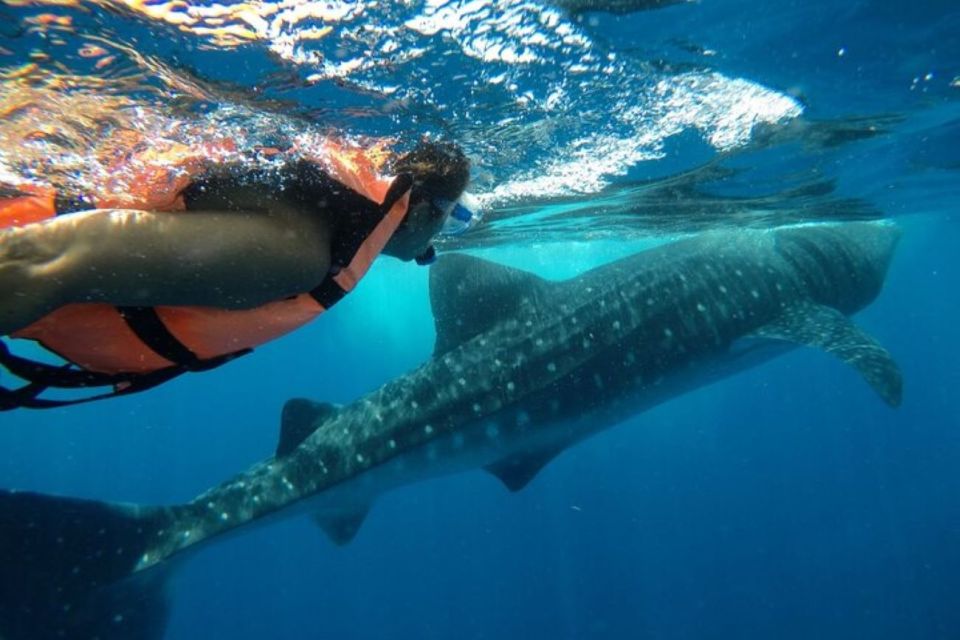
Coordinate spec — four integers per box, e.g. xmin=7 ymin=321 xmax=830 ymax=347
xmin=0 ymin=139 xmax=414 ymax=409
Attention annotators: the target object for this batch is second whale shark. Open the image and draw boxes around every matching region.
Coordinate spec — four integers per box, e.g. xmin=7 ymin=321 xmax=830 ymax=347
xmin=0 ymin=221 xmax=902 ymax=639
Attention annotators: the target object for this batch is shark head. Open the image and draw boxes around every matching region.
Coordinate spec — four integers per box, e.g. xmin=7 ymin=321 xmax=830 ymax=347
xmin=774 ymin=221 xmax=901 ymax=314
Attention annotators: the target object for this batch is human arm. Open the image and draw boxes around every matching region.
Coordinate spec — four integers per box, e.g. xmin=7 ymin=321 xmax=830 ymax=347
xmin=0 ymin=204 xmax=332 ymax=336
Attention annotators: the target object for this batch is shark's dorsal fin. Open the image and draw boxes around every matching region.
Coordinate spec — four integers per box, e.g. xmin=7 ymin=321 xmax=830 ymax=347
xmin=484 ymin=445 xmax=566 ymax=492
xmin=751 ymin=302 xmax=902 ymax=406
xmin=277 ymin=398 xmax=340 ymax=457
xmin=429 ymin=254 xmax=550 ymax=355
xmin=313 ymin=506 xmax=371 ymax=546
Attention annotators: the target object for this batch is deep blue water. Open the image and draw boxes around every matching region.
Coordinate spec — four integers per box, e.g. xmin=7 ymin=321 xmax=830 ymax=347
xmin=2 ymin=1 xmax=959 ymax=639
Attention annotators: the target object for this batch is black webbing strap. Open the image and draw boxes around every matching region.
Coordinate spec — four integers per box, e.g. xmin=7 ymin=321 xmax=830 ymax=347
xmin=117 ymin=306 xmax=202 ymax=367
xmin=116 ymin=306 xmax=252 ymax=373
xmin=0 ymin=320 xmax=252 ymax=411
xmin=309 ymin=172 xmax=413 ymax=309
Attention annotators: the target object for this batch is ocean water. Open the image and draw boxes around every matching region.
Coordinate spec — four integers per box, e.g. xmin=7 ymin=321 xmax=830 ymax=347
xmin=1 ymin=1 xmax=958 ymax=639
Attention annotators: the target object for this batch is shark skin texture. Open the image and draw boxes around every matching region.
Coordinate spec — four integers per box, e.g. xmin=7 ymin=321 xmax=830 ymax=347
xmin=0 ymin=221 xmax=901 ymax=640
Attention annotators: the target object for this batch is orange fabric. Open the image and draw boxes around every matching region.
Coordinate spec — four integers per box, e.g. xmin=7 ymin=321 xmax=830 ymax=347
xmin=4 ymin=137 xmax=407 ymax=375
xmin=12 ymin=304 xmax=174 ymax=374
xmin=0 ymin=185 xmax=56 ymax=228
xmin=155 ymin=295 xmax=325 ymax=361
xmin=334 ymin=190 xmax=409 ymax=293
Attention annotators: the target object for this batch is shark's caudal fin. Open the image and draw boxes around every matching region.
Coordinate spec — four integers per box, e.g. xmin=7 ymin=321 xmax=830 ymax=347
xmin=0 ymin=489 xmax=175 ymax=640
xmin=751 ymin=302 xmax=902 ymax=406
xmin=429 ymin=253 xmax=550 ymax=355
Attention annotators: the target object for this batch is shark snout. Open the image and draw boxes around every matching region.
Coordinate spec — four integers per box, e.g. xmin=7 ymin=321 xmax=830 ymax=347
xmin=830 ymin=220 xmax=901 ymax=285
xmin=775 ymin=220 xmax=901 ymax=313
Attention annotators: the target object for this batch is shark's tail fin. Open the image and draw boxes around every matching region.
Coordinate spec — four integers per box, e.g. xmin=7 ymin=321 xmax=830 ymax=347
xmin=0 ymin=489 xmax=176 ymax=640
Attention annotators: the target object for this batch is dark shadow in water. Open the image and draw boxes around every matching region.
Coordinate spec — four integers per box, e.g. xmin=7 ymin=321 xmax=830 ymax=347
xmin=445 ymin=113 xmax=907 ymax=249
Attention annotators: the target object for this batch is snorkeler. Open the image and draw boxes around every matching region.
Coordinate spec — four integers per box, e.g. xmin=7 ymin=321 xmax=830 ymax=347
xmin=0 ymin=138 xmax=478 ymax=409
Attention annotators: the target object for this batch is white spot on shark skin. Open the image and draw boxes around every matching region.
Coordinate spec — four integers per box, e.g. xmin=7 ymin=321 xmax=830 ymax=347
xmin=547 ymin=362 xmax=557 ymax=373
xmin=719 ymin=285 xmax=728 ymax=294
xmin=411 ymin=400 xmax=419 ymax=410
xmin=220 ymin=512 xmax=230 ymax=521
xmin=494 ymin=358 xmax=503 ymax=368
xmin=355 ymin=453 xmax=365 ymax=463
xmin=485 ymin=423 xmax=501 ymax=439
xmin=751 ymin=289 xmax=760 ymax=298
xmin=697 ymin=303 xmax=707 ymax=312
xmin=506 ymin=381 xmax=516 ymax=392
xmin=582 ymin=338 xmax=592 ymax=349
xmin=473 ymin=403 xmax=482 ymax=413
xmin=525 ymin=320 xmax=533 ymax=327
xmin=424 ymin=424 xmax=434 ymax=435
xmin=113 ymin=614 xmax=124 ymax=624
xmin=736 ymin=269 xmax=743 ymax=277
xmin=536 ymin=338 xmax=545 ymax=347
xmin=182 ymin=530 xmax=192 ymax=540
xmin=388 ymin=439 xmax=397 ymax=449
xmin=612 ymin=320 xmax=621 ymax=331
xmin=206 ymin=501 xmax=215 ymax=510
xmin=664 ymin=328 xmax=674 ymax=338
xmin=647 ymin=297 xmax=655 ymax=306
xmin=458 ymin=377 xmax=467 ymax=387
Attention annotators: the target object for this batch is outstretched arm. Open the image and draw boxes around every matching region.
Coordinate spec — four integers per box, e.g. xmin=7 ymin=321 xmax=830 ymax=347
xmin=0 ymin=204 xmax=331 ymax=336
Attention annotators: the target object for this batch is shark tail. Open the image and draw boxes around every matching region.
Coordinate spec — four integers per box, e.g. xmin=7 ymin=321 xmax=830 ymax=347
xmin=0 ymin=489 xmax=178 ymax=640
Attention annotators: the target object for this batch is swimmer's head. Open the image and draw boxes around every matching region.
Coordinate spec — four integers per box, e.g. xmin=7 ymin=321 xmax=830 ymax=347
xmin=382 ymin=140 xmax=471 ymax=262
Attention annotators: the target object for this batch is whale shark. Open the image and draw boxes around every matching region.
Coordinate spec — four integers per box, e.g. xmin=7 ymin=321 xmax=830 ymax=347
xmin=0 ymin=221 xmax=901 ymax=640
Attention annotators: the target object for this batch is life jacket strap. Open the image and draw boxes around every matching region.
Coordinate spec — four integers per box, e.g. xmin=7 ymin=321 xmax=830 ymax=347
xmin=309 ymin=172 xmax=413 ymax=308
xmin=117 ymin=306 xmax=202 ymax=368
xmin=0 ymin=338 xmax=251 ymax=410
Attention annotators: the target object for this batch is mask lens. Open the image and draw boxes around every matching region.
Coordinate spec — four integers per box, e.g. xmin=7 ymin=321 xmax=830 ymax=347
xmin=436 ymin=197 xmax=478 ymax=236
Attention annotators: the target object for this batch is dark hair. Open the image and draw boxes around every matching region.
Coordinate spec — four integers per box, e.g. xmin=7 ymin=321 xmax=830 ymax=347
xmin=391 ymin=140 xmax=470 ymax=205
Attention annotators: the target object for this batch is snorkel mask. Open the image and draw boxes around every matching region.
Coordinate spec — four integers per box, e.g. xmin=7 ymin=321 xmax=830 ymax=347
xmin=414 ymin=191 xmax=483 ymax=266
xmin=438 ymin=191 xmax=482 ymax=236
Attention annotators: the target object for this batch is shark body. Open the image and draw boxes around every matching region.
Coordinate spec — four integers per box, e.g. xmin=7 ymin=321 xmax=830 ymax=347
xmin=0 ymin=221 xmax=901 ymax=639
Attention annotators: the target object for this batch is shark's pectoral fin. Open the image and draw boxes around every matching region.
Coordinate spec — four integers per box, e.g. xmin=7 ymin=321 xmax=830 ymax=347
xmin=484 ymin=445 xmax=566 ymax=492
xmin=751 ymin=302 xmax=902 ymax=407
xmin=277 ymin=399 xmax=341 ymax=457
xmin=313 ymin=505 xmax=371 ymax=546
